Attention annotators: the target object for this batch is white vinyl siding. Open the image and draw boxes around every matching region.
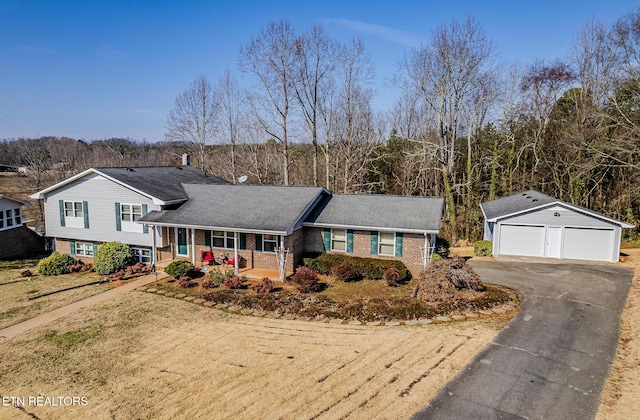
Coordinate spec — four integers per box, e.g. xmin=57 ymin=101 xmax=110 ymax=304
xmin=498 ymin=224 xmax=545 ymax=257
xmin=563 ymin=227 xmax=614 ymax=262
xmin=44 ymin=173 xmax=160 ymax=246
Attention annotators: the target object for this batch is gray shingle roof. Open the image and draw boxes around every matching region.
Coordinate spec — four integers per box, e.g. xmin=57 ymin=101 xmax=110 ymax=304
xmin=305 ymin=194 xmax=444 ymax=233
xmin=96 ymin=166 xmax=229 ymax=202
xmin=481 ymin=190 xmax=556 ymax=220
xmin=140 ymin=184 xmax=328 ymax=234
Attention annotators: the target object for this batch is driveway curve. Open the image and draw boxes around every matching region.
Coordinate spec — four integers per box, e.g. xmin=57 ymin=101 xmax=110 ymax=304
xmin=414 ymin=259 xmax=633 ymax=420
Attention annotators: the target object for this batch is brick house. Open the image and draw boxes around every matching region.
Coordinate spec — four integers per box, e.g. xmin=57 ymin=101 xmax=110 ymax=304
xmin=31 ymin=166 xmax=444 ymax=277
xmin=0 ymin=194 xmax=45 ymax=259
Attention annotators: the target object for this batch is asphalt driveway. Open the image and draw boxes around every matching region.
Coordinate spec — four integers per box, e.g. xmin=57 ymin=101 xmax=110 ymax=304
xmin=414 ymin=259 xmax=633 ymax=420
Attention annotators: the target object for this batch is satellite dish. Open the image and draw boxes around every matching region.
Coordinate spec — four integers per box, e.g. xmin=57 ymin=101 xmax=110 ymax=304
xmin=238 ymin=175 xmax=248 ymax=184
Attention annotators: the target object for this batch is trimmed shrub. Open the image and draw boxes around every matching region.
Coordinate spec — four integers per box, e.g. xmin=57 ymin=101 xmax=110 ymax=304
xmin=330 ymin=264 xmax=359 ymax=282
xmin=93 ymin=242 xmax=136 ymax=275
xmin=252 ymin=277 xmax=275 ymax=294
xmin=305 ymin=254 xmax=408 ymax=281
xmin=224 ymin=275 xmax=246 ymax=290
xmin=383 ymin=267 xmax=402 ymax=287
xmin=473 ymin=240 xmax=492 ymax=257
xmin=209 ymin=268 xmax=234 ymax=286
xmin=178 ymin=276 xmax=197 ymax=288
xmin=289 ymin=267 xmax=322 ymax=293
xmin=37 ymin=252 xmax=78 ymax=276
xmin=165 ymin=260 xmax=196 ymax=279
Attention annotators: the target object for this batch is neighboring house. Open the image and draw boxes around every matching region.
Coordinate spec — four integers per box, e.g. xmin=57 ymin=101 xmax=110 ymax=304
xmin=30 ymin=166 xmax=229 ymax=264
xmin=0 ymin=194 xmax=45 ymax=259
xmin=481 ymin=190 xmax=634 ymax=263
xmin=32 ymin=166 xmax=444 ymax=276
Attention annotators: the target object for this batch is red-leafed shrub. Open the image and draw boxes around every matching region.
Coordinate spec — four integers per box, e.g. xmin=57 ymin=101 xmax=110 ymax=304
xmin=289 ymin=267 xmax=322 ymax=293
xmin=252 ymin=277 xmax=275 ymax=294
xmin=330 ymin=264 xmax=359 ymax=282
xmin=178 ymin=276 xmax=197 ymax=288
xmin=20 ymin=270 xmax=33 ymax=277
xmin=383 ymin=267 xmax=402 ymax=287
xmin=224 ymin=276 xmax=246 ymax=290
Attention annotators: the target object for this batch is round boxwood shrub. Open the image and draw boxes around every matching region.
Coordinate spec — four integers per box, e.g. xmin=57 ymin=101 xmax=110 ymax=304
xmin=37 ymin=252 xmax=78 ymax=276
xmin=164 ymin=260 xmax=196 ymax=279
xmin=473 ymin=240 xmax=493 ymax=257
xmin=93 ymin=242 xmax=136 ymax=275
xmin=330 ymin=264 xmax=359 ymax=282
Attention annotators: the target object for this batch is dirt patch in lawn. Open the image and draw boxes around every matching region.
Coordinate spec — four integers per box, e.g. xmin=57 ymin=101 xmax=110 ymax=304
xmin=0 ymin=292 xmax=509 ymax=420
xmin=597 ymin=248 xmax=640 ymax=419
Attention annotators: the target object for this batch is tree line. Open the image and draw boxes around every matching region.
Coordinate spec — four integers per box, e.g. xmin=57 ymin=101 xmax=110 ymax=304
xmin=2 ymin=9 xmax=640 ymax=243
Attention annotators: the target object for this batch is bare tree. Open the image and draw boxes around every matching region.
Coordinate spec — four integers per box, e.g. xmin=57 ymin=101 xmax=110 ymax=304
xmin=239 ymin=20 xmax=297 ymax=185
xmin=292 ymin=24 xmax=338 ymax=186
xmin=166 ymin=74 xmax=219 ymax=170
xmin=398 ymin=17 xmax=495 ymax=241
xmin=216 ymin=69 xmax=243 ymax=183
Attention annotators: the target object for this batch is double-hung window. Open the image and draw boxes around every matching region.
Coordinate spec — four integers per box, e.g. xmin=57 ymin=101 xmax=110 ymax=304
xmin=331 ymin=229 xmax=346 ymax=252
xmin=132 ymin=247 xmax=152 ymax=264
xmin=262 ymin=234 xmax=278 ymax=253
xmin=75 ymin=242 xmax=94 ymax=257
xmin=5 ymin=209 xmax=13 ymax=227
xmin=212 ymin=231 xmax=235 ymax=249
xmin=62 ymin=200 xmax=86 ymax=228
xmin=378 ymin=232 xmax=395 ymax=256
xmin=120 ymin=204 xmax=143 ymax=232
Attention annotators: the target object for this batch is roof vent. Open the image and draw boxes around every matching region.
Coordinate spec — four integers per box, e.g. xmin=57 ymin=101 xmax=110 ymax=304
xmin=126 ymin=168 xmax=135 ymax=172
xmin=532 ymin=199 xmax=538 ymax=202
xmin=522 ymin=193 xmax=527 ymax=196
xmin=176 ymin=167 xmax=182 ymax=170
xmin=526 ymin=196 xmax=531 ymax=199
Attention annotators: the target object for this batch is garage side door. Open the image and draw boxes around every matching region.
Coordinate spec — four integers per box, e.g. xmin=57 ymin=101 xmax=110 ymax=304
xmin=498 ymin=224 xmax=545 ymax=257
xmin=563 ymin=227 xmax=614 ymax=262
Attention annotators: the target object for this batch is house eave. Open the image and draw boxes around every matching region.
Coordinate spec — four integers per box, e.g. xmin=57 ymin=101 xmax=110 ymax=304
xmin=302 ymin=222 xmax=438 ymax=235
xmin=140 ymin=221 xmax=288 ymax=236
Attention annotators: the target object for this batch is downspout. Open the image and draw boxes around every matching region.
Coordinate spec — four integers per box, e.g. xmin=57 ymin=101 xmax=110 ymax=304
xmin=152 ymin=225 xmax=157 ymax=265
xmin=423 ymin=233 xmax=428 ymax=271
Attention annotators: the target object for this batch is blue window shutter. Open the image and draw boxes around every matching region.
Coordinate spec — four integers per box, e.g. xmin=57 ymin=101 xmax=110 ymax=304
xmin=83 ymin=201 xmax=89 ymax=229
xmin=255 ymin=234 xmax=262 ymax=252
xmin=70 ymin=242 xmax=76 ymax=255
xmin=323 ymin=229 xmax=331 ymax=251
xmin=93 ymin=243 xmax=99 ymax=256
xmin=142 ymin=204 xmax=148 ymax=233
xmin=59 ymin=200 xmax=66 ymax=227
xmin=395 ymin=232 xmax=403 ymax=257
xmin=370 ymin=232 xmax=379 ymax=255
xmin=205 ymin=230 xmax=212 ymax=247
xmin=346 ymin=230 xmax=354 ymax=253
xmin=239 ymin=233 xmax=246 ymax=250
xmin=115 ymin=203 xmax=121 ymax=231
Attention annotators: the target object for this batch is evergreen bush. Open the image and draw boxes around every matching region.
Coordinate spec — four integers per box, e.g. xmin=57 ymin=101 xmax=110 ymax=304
xmin=37 ymin=252 xmax=78 ymax=276
xmin=93 ymin=242 xmax=136 ymax=275
xmin=164 ymin=260 xmax=196 ymax=279
xmin=473 ymin=240 xmax=493 ymax=257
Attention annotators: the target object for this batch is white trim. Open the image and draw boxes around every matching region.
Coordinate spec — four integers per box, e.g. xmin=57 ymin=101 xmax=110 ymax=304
xmin=378 ymin=231 xmax=396 ymax=256
xmin=330 ymin=228 xmax=347 ymax=252
xmin=131 ymin=247 xmax=152 ymax=264
xmin=0 ymin=195 xmax=30 ymax=207
xmin=262 ymin=234 xmax=279 ymax=253
xmin=175 ymin=227 xmax=189 ymax=257
xmin=143 ymin=221 xmax=287 ymax=236
xmin=303 ymin=222 xmax=437 ymax=234
xmin=211 ymin=230 xmax=236 ymax=249
xmin=75 ymin=241 xmax=95 ymax=257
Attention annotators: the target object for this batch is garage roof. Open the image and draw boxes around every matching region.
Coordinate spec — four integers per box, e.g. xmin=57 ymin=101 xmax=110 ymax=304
xmin=481 ymin=190 xmax=634 ymax=228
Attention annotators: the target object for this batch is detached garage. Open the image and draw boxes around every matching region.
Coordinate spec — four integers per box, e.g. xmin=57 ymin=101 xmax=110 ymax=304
xmin=481 ymin=191 xmax=634 ymax=263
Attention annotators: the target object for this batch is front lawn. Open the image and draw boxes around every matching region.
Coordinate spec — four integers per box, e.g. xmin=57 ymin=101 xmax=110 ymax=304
xmin=0 ymin=259 xmax=112 ymax=330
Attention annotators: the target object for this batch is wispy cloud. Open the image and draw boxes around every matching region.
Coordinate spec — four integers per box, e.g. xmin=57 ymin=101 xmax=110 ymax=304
xmin=324 ymin=18 xmax=425 ymax=46
xmin=13 ymin=45 xmax=56 ymax=55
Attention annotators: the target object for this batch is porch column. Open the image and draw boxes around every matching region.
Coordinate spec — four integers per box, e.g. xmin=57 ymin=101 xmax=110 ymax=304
xmin=233 ymin=231 xmax=239 ymax=275
xmin=423 ymin=233 xmax=428 ymax=271
xmin=191 ymin=228 xmax=196 ymax=265
xmin=152 ymin=225 xmax=157 ymax=266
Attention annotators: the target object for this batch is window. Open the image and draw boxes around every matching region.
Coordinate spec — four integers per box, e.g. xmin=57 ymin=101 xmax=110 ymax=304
xmin=119 ymin=204 xmax=144 ymax=233
xmin=331 ymin=229 xmax=346 ymax=251
xmin=132 ymin=248 xmax=152 ymax=264
xmin=379 ymin=232 xmax=395 ymax=256
xmin=14 ymin=209 xmax=21 ymax=225
xmin=212 ymin=231 xmax=235 ymax=249
xmin=262 ymin=234 xmax=278 ymax=253
xmin=65 ymin=201 xmax=83 ymax=218
xmin=75 ymin=242 xmax=94 ymax=257
xmin=5 ymin=209 xmax=13 ymax=227
xmin=121 ymin=204 xmax=142 ymax=222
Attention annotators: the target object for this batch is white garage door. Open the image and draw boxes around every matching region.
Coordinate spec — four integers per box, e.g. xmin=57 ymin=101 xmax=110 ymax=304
xmin=498 ymin=224 xmax=545 ymax=257
xmin=563 ymin=227 xmax=615 ymax=262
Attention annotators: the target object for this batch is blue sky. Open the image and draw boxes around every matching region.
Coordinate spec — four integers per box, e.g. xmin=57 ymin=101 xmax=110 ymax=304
xmin=0 ymin=0 xmax=637 ymax=142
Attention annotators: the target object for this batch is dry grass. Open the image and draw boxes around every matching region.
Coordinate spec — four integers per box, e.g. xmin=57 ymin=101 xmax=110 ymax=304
xmin=0 ymin=291 xmax=508 ymax=420
xmin=0 ymin=260 xmax=111 ymax=330
xmin=596 ymin=248 xmax=640 ymax=419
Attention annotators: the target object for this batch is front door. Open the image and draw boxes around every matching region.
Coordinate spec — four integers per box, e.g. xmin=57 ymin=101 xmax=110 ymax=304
xmin=546 ymin=226 xmax=562 ymax=258
xmin=177 ymin=228 xmax=188 ymax=256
